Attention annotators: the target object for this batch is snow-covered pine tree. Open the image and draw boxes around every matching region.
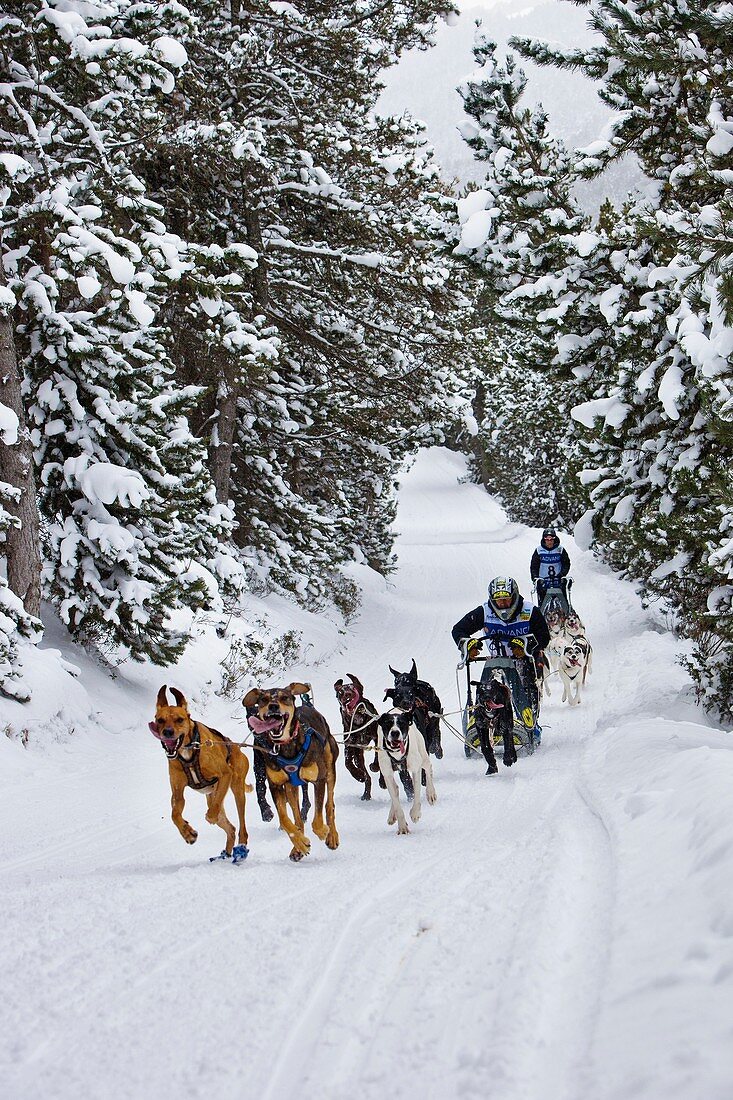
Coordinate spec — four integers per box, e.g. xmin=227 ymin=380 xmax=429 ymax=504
xmin=447 ymin=36 xmax=590 ymax=526
xmin=514 ymin=0 xmax=733 ymax=716
xmin=1 ymin=1 xmax=234 ymax=663
xmin=134 ymin=1 xmax=464 ymax=600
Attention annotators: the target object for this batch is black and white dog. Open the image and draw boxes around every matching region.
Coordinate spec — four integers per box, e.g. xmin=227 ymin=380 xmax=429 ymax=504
xmin=384 ymin=659 xmax=443 ymax=759
xmin=377 ymin=709 xmax=436 ymax=834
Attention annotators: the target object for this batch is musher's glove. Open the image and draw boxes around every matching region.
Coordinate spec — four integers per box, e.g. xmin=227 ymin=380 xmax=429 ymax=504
xmin=510 ymin=638 xmax=526 ymax=657
xmin=466 ymin=638 xmax=483 ymax=659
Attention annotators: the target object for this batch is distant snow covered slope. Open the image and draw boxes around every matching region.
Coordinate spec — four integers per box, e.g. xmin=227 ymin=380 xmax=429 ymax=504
xmin=378 ymin=0 xmax=644 ymax=210
xmin=1 ymin=448 xmax=731 ymax=1100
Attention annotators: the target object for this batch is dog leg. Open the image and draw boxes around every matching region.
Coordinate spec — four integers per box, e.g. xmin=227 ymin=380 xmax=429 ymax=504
xmin=206 ymin=789 xmax=236 ymax=855
xmin=285 ymin=782 xmax=305 ymax=832
xmin=431 ymin=718 xmax=443 ymax=760
xmin=300 ymin=785 xmax=311 ymax=823
xmin=423 ymin=753 xmax=437 ymax=807
xmin=233 ymin=756 xmax=250 ymax=847
xmin=478 ymin=720 xmax=499 ymax=775
xmin=399 ymin=763 xmax=414 ymax=800
xmin=378 ymin=751 xmax=408 ymax=834
xmin=503 ymin=711 xmax=517 ymax=767
xmin=324 ymin=741 xmax=339 ymax=849
xmin=345 ymin=745 xmax=371 ymax=801
xmin=272 ymin=784 xmax=310 ymax=861
xmin=253 ymin=750 xmax=274 ymax=822
xmin=205 ymin=775 xmax=231 ymax=826
xmin=369 ymin=750 xmax=380 ymax=773
xmin=311 ymin=776 xmax=329 ymax=842
xmin=170 ymin=774 xmax=198 ymax=845
xmin=409 ymin=761 xmax=423 ymax=823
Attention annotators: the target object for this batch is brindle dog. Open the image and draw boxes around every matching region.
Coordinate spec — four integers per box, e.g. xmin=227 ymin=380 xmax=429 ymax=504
xmin=384 ymin=659 xmax=443 ymax=760
xmin=151 ymin=686 xmax=250 ymax=860
xmin=245 ymin=704 xmax=311 ymax=824
xmin=243 ymin=682 xmax=339 ymax=862
xmin=334 ymin=674 xmax=415 ymax=802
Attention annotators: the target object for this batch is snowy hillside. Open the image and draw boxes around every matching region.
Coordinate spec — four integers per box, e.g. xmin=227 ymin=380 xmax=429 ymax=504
xmin=2 ymin=448 xmax=731 ymax=1100
xmin=378 ymin=0 xmax=644 ymax=209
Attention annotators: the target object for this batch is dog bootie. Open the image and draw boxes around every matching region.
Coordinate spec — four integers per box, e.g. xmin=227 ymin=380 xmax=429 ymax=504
xmin=209 ymin=849 xmax=232 ymax=863
xmin=232 ymin=844 xmax=249 ymax=864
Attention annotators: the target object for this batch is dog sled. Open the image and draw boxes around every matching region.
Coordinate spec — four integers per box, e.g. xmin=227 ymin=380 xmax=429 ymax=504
xmin=458 ymin=643 xmax=540 ymax=760
xmin=539 ymin=578 xmax=574 ymax=622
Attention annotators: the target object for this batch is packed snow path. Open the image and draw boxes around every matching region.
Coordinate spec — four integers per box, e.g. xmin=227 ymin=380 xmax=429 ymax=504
xmin=2 ymin=450 xmax=732 ymax=1100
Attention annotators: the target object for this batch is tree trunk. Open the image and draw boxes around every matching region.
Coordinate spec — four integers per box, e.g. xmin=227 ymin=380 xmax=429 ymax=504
xmin=472 ymin=379 xmax=492 ymax=489
xmin=210 ymin=372 xmax=237 ymax=505
xmin=209 ymin=202 xmax=269 ymax=504
xmin=244 ymin=204 xmax=269 ymax=309
xmin=0 ymin=281 xmax=42 ymax=616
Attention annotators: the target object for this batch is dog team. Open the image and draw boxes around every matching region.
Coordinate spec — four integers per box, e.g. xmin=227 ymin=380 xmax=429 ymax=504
xmin=151 ymin=661 xmax=439 ymax=865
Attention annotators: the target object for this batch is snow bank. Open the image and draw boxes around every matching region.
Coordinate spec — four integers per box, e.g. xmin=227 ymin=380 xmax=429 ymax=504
xmin=0 ymin=447 xmax=730 ymax=1100
xmin=581 ymin=720 xmax=733 ymax=1100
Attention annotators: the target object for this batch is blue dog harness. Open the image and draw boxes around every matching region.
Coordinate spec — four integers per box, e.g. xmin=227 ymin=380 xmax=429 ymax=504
xmin=269 ymin=726 xmax=325 ymax=787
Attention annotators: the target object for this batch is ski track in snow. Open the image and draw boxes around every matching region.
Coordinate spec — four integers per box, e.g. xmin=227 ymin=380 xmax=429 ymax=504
xmin=1 ymin=448 xmax=731 ymax=1100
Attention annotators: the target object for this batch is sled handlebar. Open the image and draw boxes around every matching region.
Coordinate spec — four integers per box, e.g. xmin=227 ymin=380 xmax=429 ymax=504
xmin=457 ymin=633 xmax=540 ymax=669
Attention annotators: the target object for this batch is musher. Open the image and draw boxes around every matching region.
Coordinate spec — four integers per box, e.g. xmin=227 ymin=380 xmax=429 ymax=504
xmin=451 ymin=576 xmax=550 ymax=736
xmin=530 ymin=526 xmax=571 ymax=609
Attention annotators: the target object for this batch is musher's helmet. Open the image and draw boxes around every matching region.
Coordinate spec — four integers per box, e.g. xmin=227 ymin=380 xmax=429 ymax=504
xmin=488 ymin=576 xmax=521 ymax=622
xmin=542 ymin=526 xmax=559 ymax=548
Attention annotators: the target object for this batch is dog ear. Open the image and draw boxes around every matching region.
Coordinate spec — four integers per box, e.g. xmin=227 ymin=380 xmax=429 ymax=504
xmin=347 ymin=673 xmax=364 ymax=693
xmin=288 ymin=681 xmax=310 ymax=697
xmin=410 ymin=658 xmax=418 ymax=680
xmin=383 ymin=688 xmax=395 ymax=702
xmin=388 ymin=664 xmax=399 ymax=678
xmin=242 ymin=688 xmax=261 ymax=709
xmin=170 ymin=687 xmax=188 ymax=710
xmin=156 ymin=685 xmax=169 ymax=709
xmin=333 ymin=679 xmax=344 ymax=690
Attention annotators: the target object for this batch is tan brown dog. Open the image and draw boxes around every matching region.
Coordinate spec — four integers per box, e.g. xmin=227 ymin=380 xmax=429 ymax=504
xmin=243 ymin=682 xmax=339 ymax=862
xmin=151 ymin=686 xmax=250 ymax=863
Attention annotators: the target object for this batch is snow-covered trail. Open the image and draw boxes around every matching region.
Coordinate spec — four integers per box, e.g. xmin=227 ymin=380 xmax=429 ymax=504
xmin=2 ymin=449 xmax=732 ymax=1100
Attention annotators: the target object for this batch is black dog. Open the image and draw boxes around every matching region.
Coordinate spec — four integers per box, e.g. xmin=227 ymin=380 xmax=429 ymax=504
xmin=245 ymin=704 xmax=310 ymax=823
xmin=385 ymin=659 xmax=443 ymax=759
xmin=474 ymin=677 xmax=516 ymax=774
xmin=334 ymin=674 xmax=414 ymax=801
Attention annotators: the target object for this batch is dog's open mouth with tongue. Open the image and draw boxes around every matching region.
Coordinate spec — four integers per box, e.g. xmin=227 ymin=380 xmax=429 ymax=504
xmin=248 ymin=710 xmax=290 ymax=743
xmin=149 ymin=721 xmax=183 ymax=758
xmin=385 ymin=730 xmax=408 ymax=759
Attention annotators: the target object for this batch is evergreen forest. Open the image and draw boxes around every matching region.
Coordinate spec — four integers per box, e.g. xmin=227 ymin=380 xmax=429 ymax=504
xmin=2 ymin=0 xmax=733 ymax=719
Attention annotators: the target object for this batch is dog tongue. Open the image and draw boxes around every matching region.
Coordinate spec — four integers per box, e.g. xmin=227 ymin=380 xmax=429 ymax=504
xmin=149 ymin=722 xmax=178 ymax=749
xmin=248 ymin=715 xmax=283 ymax=735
